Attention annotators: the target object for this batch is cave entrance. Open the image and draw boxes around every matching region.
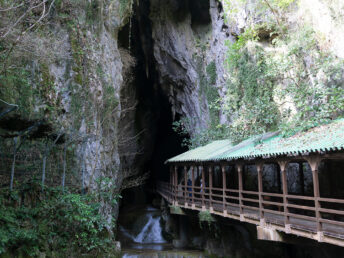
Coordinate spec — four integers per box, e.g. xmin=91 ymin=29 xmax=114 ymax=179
xmin=118 ymin=2 xmax=189 ymax=206
xmin=120 ymin=91 xmax=188 ymax=205
xmin=148 ymin=98 xmax=189 ymax=183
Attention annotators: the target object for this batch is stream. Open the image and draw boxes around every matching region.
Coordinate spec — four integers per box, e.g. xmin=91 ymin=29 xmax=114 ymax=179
xmin=118 ymin=206 xmax=206 ymax=258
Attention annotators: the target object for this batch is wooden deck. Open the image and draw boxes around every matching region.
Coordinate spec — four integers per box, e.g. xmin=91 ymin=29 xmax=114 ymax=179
xmin=157 ymin=181 xmax=344 ymax=247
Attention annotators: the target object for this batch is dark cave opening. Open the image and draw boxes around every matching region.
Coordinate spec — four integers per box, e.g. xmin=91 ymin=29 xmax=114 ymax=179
xmin=189 ymin=0 xmax=211 ymax=26
xmin=118 ymin=1 xmax=188 ymax=206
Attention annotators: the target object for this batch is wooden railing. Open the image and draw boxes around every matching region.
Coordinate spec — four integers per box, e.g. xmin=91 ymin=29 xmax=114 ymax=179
xmin=157 ymin=181 xmax=344 ymax=246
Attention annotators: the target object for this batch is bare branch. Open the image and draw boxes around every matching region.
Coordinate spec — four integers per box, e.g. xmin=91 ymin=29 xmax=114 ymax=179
xmin=1 ymin=0 xmax=46 ymax=39
xmin=121 ymin=172 xmax=150 ymax=191
xmin=0 ymin=3 xmax=24 ymax=12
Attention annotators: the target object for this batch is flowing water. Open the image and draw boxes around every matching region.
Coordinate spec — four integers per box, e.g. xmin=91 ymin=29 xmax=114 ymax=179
xmin=119 ymin=206 xmax=205 ymax=258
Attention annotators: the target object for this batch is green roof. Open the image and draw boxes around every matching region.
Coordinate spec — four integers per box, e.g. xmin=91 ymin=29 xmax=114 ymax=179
xmin=166 ymin=139 xmax=233 ymax=163
xmin=166 ymin=119 xmax=344 ymax=163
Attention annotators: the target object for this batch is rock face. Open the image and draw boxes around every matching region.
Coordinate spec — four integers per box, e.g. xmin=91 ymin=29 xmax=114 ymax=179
xmin=149 ymin=0 xmax=230 ymax=135
xmin=44 ymin=1 xmax=131 ymax=225
xmin=0 ymin=0 xmax=229 ymax=228
xmin=149 ymin=0 xmax=209 ymax=133
xmin=1 ymin=0 xmax=343 ymax=235
xmin=0 ymin=0 xmax=134 ymax=227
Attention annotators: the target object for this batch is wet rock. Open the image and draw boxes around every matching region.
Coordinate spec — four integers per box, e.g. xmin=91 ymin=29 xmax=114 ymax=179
xmin=172 ymin=239 xmax=187 ymax=249
xmin=113 ymin=241 xmax=121 ymax=252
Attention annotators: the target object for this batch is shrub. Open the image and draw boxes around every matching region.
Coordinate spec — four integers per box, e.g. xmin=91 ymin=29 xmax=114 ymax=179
xmin=198 ymin=210 xmax=215 ymax=228
xmin=0 ymin=180 xmax=119 ymax=256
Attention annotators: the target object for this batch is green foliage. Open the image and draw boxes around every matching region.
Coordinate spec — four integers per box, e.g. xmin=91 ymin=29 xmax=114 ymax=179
xmin=224 ymin=30 xmax=280 ymax=142
xmin=221 ymin=18 xmax=344 ymax=142
xmin=68 ymin=26 xmax=92 ymax=129
xmin=270 ymin=26 xmax=344 ymax=136
xmin=225 ymin=27 xmax=258 ymax=63
xmin=198 ymin=210 xmax=215 ymax=228
xmin=176 ymin=49 xmax=224 ymax=148
xmin=86 ymin=0 xmax=101 ymax=24
xmin=0 ymin=181 xmax=120 ymax=256
xmin=272 ymin=0 xmax=296 ymax=9
xmin=170 ymin=206 xmax=184 ymax=215
xmin=185 ymin=1 xmax=344 ymax=147
xmin=0 ymin=44 xmax=62 ymax=122
xmin=222 ymin=0 xmax=297 ymax=16
xmin=0 ymin=67 xmax=34 ymax=118
xmin=206 ymin=61 xmax=217 ymax=86
xmin=96 ymin=64 xmax=119 ymax=119
xmin=172 ymin=117 xmax=228 ymax=149
xmin=119 ymin=0 xmax=133 ymax=19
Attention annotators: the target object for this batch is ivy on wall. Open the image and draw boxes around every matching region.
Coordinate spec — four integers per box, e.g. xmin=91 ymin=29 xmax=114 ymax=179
xmin=223 ymin=23 xmax=344 ymax=141
xmin=177 ymin=0 xmax=344 ymax=148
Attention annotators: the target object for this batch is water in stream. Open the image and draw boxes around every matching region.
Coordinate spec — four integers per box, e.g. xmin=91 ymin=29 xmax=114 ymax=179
xmin=119 ymin=206 xmax=205 ymax=258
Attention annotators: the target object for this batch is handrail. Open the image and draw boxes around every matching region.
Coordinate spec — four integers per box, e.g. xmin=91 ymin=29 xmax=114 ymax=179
xmin=156 ymin=181 xmax=344 ymax=241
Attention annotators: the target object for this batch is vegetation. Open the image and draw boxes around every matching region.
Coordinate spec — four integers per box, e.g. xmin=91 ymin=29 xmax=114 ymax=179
xmin=223 ymin=23 xmax=344 ymax=141
xmin=0 ymin=180 xmax=120 ymax=257
xmin=0 ymin=1 xmax=137 ymax=256
xmin=269 ymin=26 xmax=344 ymax=136
xmin=198 ymin=210 xmax=215 ymax=228
xmin=176 ymin=0 xmax=344 ymax=148
xmin=224 ymin=29 xmax=279 ymax=142
xmin=170 ymin=205 xmax=184 ymax=215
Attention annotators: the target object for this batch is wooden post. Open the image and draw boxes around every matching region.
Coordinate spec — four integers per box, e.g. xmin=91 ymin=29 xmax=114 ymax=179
xmin=237 ymin=164 xmax=244 ymax=221
xmin=299 ymin=162 xmax=305 ymax=196
xmin=278 ymin=160 xmax=290 ymax=232
xmin=257 ymin=163 xmax=264 ymax=225
xmin=184 ymin=166 xmax=187 ymax=206
xmin=175 ymin=166 xmax=178 ymax=205
xmin=201 ymin=165 xmax=205 ymax=210
xmin=276 ymin=163 xmax=281 ymax=193
xmin=209 ymin=166 xmax=213 ymax=212
xmin=222 ymin=165 xmax=227 ymax=214
xmin=170 ymin=166 xmax=173 ymax=184
xmin=191 ymin=166 xmax=195 ymax=208
xmin=306 ymin=156 xmax=323 ymax=241
xmin=170 ymin=166 xmax=173 ymax=201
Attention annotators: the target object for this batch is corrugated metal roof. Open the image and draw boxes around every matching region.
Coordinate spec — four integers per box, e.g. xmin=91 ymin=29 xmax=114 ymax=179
xmin=166 ymin=118 xmax=344 ymax=163
xmin=166 ymin=139 xmax=232 ymax=163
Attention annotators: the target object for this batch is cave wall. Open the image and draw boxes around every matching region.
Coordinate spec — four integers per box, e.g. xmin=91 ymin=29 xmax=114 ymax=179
xmin=149 ymin=0 xmax=230 ymax=135
xmin=0 ymin=0 xmax=227 ymax=223
xmin=2 ymin=0 xmax=343 ymax=236
xmin=0 ymin=0 xmax=134 ymax=226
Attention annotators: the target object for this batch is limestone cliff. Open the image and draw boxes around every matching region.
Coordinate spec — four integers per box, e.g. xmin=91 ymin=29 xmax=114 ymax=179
xmin=1 ymin=0 xmax=343 ymax=232
xmin=0 ymin=0 xmax=134 ymax=226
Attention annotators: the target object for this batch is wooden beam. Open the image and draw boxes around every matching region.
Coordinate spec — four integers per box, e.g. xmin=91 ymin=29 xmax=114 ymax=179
xmin=305 ymin=156 xmax=323 ymax=239
xmin=201 ymin=165 xmax=205 ymax=210
xmin=299 ymin=162 xmax=305 ymax=196
xmin=237 ymin=164 xmax=243 ymax=219
xmin=170 ymin=166 xmax=173 ymax=185
xmin=184 ymin=166 xmax=187 ymax=206
xmin=170 ymin=166 xmax=173 ymax=201
xmin=278 ymin=160 xmax=290 ymax=231
xmin=277 ymin=163 xmax=282 ymax=193
xmin=191 ymin=166 xmax=195 ymax=207
xmin=257 ymin=162 xmax=264 ymax=225
xmin=209 ymin=166 xmax=213 ymax=211
xmin=222 ymin=165 xmax=226 ymax=213
xmin=175 ymin=165 xmax=178 ymax=205
xmin=321 ymin=153 xmax=344 ymax=160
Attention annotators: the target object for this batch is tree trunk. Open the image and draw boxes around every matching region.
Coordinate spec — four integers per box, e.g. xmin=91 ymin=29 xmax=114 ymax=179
xmin=10 ymin=137 xmax=18 ymax=191
xmin=41 ymin=142 xmax=49 ymax=191
xmin=62 ymin=143 xmax=67 ymax=192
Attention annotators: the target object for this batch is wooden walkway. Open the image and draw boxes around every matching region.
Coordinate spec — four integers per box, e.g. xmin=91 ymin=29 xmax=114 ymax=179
xmin=157 ymin=181 xmax=344 ymax=247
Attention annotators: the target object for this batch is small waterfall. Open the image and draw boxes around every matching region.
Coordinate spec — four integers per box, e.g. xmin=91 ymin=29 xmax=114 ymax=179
xmin=119 ymin=205 xmax=206 ymax=257
xmin=119 ymin=207 xmax=166 ymax=244
xmin=134 ymin=214 xmax=166 ymax=244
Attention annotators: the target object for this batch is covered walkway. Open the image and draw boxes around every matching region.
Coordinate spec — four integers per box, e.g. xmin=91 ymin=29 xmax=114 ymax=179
xmin=157 ymin=119 xmax=344 ymax=247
